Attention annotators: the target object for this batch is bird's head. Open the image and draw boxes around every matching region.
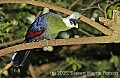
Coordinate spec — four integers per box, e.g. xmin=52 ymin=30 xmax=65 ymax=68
xmin=63 ymin=12 xmax=80 ymax=28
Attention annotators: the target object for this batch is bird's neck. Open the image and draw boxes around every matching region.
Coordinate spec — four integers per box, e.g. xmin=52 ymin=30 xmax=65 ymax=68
xmin=63 ymin=18 xmax=69 ymax=26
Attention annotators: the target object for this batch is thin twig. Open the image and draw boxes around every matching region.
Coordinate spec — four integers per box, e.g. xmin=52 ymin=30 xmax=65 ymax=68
xmin=35 ymin=11 xmax=42 ymax=20
xmin=104 ymin=0 xmax=118 ymax=18
xmin=82 ymin=0 xmax=119 ymax=18
xmin=0 ymin=63 xmax=13 ymax=75
xmin=82 ymin=0 xmax=97 ymax=13
xmin=78 ymin=29 xmax=95 ymax=37
xmin=68 ymin=0 xmax=79 ymax=10
xmin=82 ymin=0 xmax=101 ymax=13
xmin=28 ymin=64 xmax=37 ymax=78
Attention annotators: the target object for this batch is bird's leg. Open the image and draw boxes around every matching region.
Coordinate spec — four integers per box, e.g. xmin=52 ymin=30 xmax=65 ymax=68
xmin=44 ymin=39 xmax=49 ymax=48
xmin=46 ymin=40 xmax=49 ymax=48
xmin=52 ymin=39 xmax=56 ymax=46
xmin=50 ymin=37 xmax=56 ymax=46
xmin=12 ymin=67 xmax=20 ymax=77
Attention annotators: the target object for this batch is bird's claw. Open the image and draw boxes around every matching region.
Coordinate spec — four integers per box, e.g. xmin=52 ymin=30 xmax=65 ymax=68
xmin=44 ymin=39 xmax=49 ymax=48
xmin=53 ymin=39 xmax=56 ymax=46
xmin=46 ymin=40 xmax=49 ymax=48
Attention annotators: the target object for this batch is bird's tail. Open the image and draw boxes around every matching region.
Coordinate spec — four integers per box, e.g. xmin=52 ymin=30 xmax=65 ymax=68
xmin=11 ymin=50 xmax=31 ymax=67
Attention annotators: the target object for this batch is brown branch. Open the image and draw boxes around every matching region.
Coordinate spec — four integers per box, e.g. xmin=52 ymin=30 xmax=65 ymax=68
xmin=68 ymin=0 xmax=79 ymax=10
xmin=0 ymin=63 xmax=13 ymax=74
xmin=0 ymin=38 xmax=24 ymax=47
xmin=0 ymin=0 xmax=112 ymax=35
xmin=1 ymin=36 xmax=120 ymax=57
xmin=82 ymin=0 xmax=119 ymax=18
xmin=28 ymin=64 xmax=37 ymax=78
xmin=99 ymin=17 xmax=112 ymax=27
xmin=104 ymin=0 xmax=118 ymax=18
xmin=78 ymin=29 xmax=95 ymax=37
xmin=82 ymin=0 xmax=98 ymax=13
xmin=80 ymin=15 xmax=112 ymax=35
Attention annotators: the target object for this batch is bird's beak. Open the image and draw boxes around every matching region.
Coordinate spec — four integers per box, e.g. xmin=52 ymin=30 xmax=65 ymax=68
xmin=75 ymin=23 xmax=78 ymax=28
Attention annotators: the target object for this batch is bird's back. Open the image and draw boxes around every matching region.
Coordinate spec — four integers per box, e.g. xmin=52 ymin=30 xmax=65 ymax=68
xmin=43 ymin=12 xmax=68 ymax=39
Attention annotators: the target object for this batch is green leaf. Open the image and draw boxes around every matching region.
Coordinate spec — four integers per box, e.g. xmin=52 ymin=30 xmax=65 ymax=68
xmin=3 ymin=70 xmax=9 ymax=76
xmin=72 ymin=64 xmax=77 ymax=71
xmin=110 ymin=55 xmax=119 ymax=68
xmin=5 ymin=26 xmax=15 ymax=33
xmin=66 ymin=57 xmax=71 ymax=63
xmin=96 ymin=60 xmax=112 ymax=71
xmin=0 ymin=37 xmax=4 ymax=42
xmin=75 ymin=62 xmax=82 ymax=69
xmin=19 ymin=4 xmax=27 ymax=9
xmin=107 ymin=9 xmax=113 ymax=18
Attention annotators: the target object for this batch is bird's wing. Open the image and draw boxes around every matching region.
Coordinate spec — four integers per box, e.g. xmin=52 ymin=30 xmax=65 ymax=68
xmin=25 ymin=26 xmax=46 ymax=39
xmin=25 ymin=19 xmax=47 ymax=39
xmin=25 ymin=12 xmax=52 ymax=39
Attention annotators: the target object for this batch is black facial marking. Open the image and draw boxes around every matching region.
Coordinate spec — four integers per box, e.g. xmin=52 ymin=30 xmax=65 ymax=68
xmin=69 ymin=18 xmax=76 ymax=25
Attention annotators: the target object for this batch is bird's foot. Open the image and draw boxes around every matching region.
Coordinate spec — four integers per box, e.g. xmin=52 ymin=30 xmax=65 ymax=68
xmin=44 ymin=39 xmax=49 ymax=48
xmin=53 ymin=39 xmax=56 ymax=46
xmin=13 ymin=67 xmax=21 ymax=73
xmin=43 ymin=39 xmax=55 ymax=52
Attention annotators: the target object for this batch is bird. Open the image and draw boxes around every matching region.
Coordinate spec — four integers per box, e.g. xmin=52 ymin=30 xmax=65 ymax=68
xmin=11 ymin=12 xmax=80 ymax=67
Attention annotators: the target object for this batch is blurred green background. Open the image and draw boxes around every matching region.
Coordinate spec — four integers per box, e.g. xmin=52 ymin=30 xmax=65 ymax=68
xmin=0 ymin=0 xmax=120 ymax=78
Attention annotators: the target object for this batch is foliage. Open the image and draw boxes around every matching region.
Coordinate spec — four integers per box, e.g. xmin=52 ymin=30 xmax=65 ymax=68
xmin=0 ymin=0 xmax=120 ymax=78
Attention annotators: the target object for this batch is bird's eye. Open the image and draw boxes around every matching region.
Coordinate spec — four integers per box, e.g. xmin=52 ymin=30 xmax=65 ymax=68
xmin=70 ymin=21 xmax=74 ymax=25
xmin=69 ymin=18 xmax=76 ymax=25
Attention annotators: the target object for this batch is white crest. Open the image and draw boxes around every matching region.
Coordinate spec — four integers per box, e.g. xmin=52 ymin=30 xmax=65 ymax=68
xmin=63 ymin=12 xmax=80 ymax=28
xmin=68 ymin=12 xmax=80 ymax=19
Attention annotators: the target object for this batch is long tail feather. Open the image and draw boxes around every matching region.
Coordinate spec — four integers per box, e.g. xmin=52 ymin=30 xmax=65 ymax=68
xmin=19 ymin=50 xmax=31 ymax=66
xmin=11 ymin=50 xmax=31 ymax=67
xmin=11 ymin=39 xmax=32 ymax=67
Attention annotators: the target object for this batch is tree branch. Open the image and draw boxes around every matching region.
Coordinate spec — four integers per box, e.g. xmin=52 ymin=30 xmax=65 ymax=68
xmin=78 ymin=29 xmax=95 ymax=37
xmin=68 ymin=0 xmax=79 ymax=10
xmin=0 ymin=0 xmax=112 ymax=35
xmin=0 ymin=38 xmax=24 ymax=47
xmin=0 ymin=36 xmax=120 ymax=57
xmin=0 ymin=63 xmax=12 ymax=74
